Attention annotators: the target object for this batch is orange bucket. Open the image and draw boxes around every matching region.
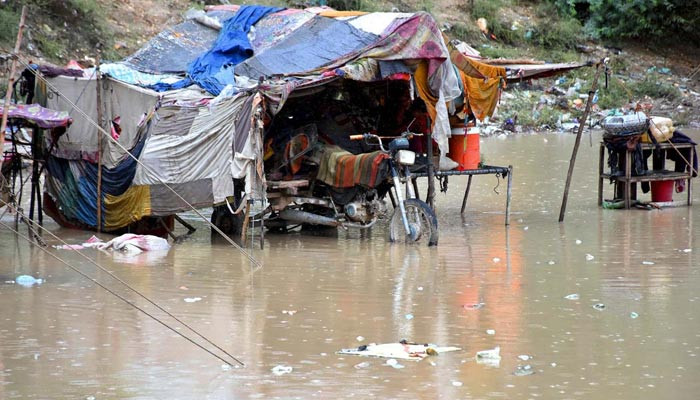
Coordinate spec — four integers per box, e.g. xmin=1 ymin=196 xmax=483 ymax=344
xmin=449 ymin=129 xmax=480 ymax=170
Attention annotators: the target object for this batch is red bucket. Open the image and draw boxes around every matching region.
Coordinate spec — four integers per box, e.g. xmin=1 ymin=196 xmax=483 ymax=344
xmin=650 ymin=180 xmax=674 ymax=202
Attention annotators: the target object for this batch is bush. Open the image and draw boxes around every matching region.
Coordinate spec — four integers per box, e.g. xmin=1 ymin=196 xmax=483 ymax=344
xmin=549 ymin=0 xmax=700 ymax=43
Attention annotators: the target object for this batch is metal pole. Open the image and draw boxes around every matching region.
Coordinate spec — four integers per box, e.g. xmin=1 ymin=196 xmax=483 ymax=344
xmin=559 ymin=59 xmax=606 ymax=222
xmin=426 ymin=132 xmax=435 ymax=209
xmin=95 ymin=52 xmax=103 ymax=232
xmin=0 ymin=6 xmax=27 ymax=172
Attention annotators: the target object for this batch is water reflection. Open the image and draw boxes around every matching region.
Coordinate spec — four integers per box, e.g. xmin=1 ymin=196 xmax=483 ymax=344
xmin=1 ymin=130 xmax=699 ymax=399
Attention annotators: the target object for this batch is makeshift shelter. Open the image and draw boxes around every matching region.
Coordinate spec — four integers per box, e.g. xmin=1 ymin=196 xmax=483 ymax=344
xmin=35 ymin=5 xmax=519 ymax=234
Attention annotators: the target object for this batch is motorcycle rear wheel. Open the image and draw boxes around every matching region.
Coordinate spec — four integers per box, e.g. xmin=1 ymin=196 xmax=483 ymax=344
xmin=389 ymin=198 xmax=438 ymax=246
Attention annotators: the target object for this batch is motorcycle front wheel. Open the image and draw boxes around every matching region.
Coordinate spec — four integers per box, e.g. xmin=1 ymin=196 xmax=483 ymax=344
xmin=389 ymin=198 xmax=438 ymax=246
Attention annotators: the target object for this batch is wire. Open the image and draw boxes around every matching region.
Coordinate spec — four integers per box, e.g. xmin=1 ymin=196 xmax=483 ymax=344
xmin=1 ymin=200 xmax=244 ymax=366
xmin=0 ymin=216 xmax=241 ymax=367
xmin=4 ymin=51 xmax=261 ymax=268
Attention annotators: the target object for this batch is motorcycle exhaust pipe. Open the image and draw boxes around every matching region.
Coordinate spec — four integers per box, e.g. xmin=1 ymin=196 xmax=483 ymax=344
xmin=279 ymin=209 xmax=341 ymax=227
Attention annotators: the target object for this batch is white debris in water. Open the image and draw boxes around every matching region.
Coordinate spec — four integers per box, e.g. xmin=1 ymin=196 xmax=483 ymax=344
xmin=564 ymin=294 xmax=580 ymax=300
xmin=575 ymin=239 xmax=582 ymax=245
xmin=356 ymin=336 xmax=365 ymax=342
xmin=354 ymin=362 xmax=370 ymax=369
xmin=682 ymin=248 xmax=692 ymax=253
xmin=385 ymin=359 xmax=404 ymax=369
xmin=221 ymin=364 xmax=232 ymax=371
xmin=184 ymin=297 xmax=202 ymax=303
xmin=486 ymin=329 xmax=496 ymax=335
xmin=476 ymin=346 xmax=501 ymax=360
xmin=417 ymin=286 xmax=424 ymax=291
xmin=523 ymin=226 xmax=529 ymax=230
xmin=592 ymin=303 xmax=606 ymax=311
xmin=551 ymin=362 xmax=557 ymax=367
xmin=548 ymin=260 xmax=556 ymax=265
xmin=282 ymin=310 xmax=297 ymax=315
xmin=630 ymin=312 xmax=639 ymax=319
xmin=271 ymin=365 xmax=293 ymax=375
xmin=642 ymin=261 xmax=655 ymax=265
xmin=585 ymin=254 xmax=595 ymax=261
xmin=518 ymin=355 xmax=531 ymax=361
xmin=452 ymin=381 xmax=463 ymax=387
xmin=493 ymin=257 xmax=501 ymax=263
xmin=405 ymin=314 xmax=414 ymax=320
xmin=543 ymin=138 xmax=549 ymax=143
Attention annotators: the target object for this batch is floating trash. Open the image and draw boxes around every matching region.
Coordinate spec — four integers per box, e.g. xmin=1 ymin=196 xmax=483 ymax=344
xmin=514 ymin=364 xmax=535 ymax=376
xmin=682 ymin=249 xmax=692 ymax=253
xmin=476 ymin=346 xmax=501 ymax=367
xmin=184 ymin=297 xmax=202 ymax=303
xmin=642 ymin=261 xmax=655 ymax=265
xmin=585 ymin=254 xmax=595 ymax=261
xmin=338 ymin=342 xmax=460 ymax=361
xmin=271 ymin=365 xmax=293 ymax=375
xmin=476 ymin=346 xmax=501 ymax=360
xmin=492 ymin=257 xmax=501 ymax=263
xmin=547 ymin=260 xmax=556 ymax=265
xmin=630 ymin=312 xmax=639 ymax=319
xmin=463 ymin=302 xmax=485 ymax=310
xmin=354 ymin=361 xmax=370 ymax=369
xmin=486 ymin=329 xmax=496 ymax=335
xmin=575 ymin=239 xmax=582 ymax=245
xmin=385 ymin=359 xmax=404 ymax=369
xmin=15 ymin=275 xmax=43 ymax=287
xmin=417 ymin=286 xmax=424 ymax=291
xmin=221 ymin=364 xmax=232 ymax=371
xmin=282 ymin=310 xmax=297 ymax=315
xmin=356 ymin=336 xmax=365 ymax=342
xmin=405 ymin=314 xmax=414 ymax=320
xmin=517 ymin=355 xmax=531 ymax=361
xmin=564 ymin=294 xmax=580 ymax=300
xmin=593 ymin=303 xmax=606 ymax=311
xmin=452 ymin=381 xmax=463 ymax=387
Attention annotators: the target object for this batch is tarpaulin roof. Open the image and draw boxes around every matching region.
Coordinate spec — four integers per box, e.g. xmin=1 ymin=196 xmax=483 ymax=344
xmin=0 ymin=104 xmax=72 ymax=129
xmin=235 ymin=15 xmax=378 ymax=79
xmin=500 ymin=61 xmax=591 ymax=82
xmin=122 ymin=11 xmax=235 ymax=74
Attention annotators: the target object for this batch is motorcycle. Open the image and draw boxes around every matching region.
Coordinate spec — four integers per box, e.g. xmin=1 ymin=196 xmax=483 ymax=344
xmin=212 ymin=131 xmax=438 ymax=246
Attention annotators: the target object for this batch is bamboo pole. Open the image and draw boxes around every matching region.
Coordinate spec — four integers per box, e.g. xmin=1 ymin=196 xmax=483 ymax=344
xmin=559 ymin=59 xmax=606 ymax=222
xmin=0 ymin=6 xmax=27 ymax=172
xmin=95 ymin=52 xmax=103 ymax=232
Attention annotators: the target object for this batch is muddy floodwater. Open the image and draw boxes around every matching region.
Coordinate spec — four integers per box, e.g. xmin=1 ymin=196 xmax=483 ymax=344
xmin=1 ymin=131 xmax=699 ymax=399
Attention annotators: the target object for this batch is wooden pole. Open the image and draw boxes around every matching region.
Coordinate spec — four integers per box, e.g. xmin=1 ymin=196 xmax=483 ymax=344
xmin=0 ymin=6 xmax=27 ymax=172
xmin=95 ymin=52 xmax=103 ymax=232
xmin=559 ymin=59 xmax=605 ymax=222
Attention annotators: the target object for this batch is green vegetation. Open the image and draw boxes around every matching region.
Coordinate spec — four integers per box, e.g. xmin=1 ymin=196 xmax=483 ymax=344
xmin=1 ymin=0 xmax=115 ymax=62
xmin=549 ymin=0 xmax=700 ymax=43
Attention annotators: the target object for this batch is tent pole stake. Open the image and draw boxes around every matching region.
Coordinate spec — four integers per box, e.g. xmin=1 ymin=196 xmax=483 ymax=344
xmin=0 ymin=5 xmax=27 ymax=172
xmin=559 ymin=58 xmax=606 ymax=222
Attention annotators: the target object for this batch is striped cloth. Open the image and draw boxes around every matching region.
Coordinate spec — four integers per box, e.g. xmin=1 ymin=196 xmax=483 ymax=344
xmin=317 ymin=145 xmax=390 ymax=188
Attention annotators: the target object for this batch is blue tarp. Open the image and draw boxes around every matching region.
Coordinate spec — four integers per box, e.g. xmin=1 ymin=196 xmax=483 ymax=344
xmin=185 ymin=5 xmax=282 ymax=95
xmin=235 ymin=16 xmax=378 ymax=79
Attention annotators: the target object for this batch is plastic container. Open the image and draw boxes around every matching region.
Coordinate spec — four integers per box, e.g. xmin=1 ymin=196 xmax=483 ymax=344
xmin=449 ymin=128 xmax=480 ymax=170
xmin=601 ymin=111 xmax=649 ymax=136
xmin=650 ymin=180 xmax=674 ymax=202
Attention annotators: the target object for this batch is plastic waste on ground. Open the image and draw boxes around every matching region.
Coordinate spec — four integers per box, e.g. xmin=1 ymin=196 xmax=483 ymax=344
xmin=14 ymin=275 xmax=43 ymax=287
xmin=338 ymin=341 xmax=460 ymax=361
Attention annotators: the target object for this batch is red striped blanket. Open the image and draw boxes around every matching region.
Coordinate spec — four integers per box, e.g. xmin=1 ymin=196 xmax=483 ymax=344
xmin=317 ymin=145 xmax=390 ymax=188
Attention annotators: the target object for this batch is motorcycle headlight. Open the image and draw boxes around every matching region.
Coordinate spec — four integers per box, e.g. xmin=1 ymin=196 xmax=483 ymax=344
xmin=395 ymin=150 xmax=416 ymax=166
